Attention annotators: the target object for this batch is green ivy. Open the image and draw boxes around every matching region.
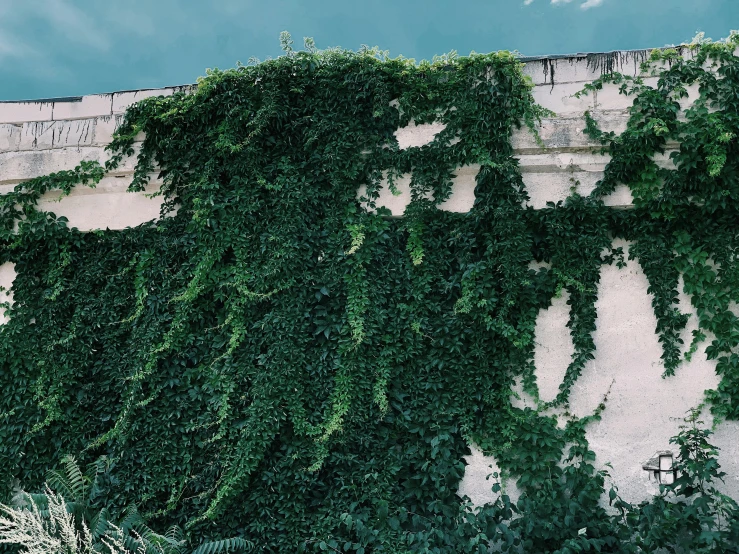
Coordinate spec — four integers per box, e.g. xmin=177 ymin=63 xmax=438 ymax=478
xmin=2 ymin=32 xmax=739 ymax=552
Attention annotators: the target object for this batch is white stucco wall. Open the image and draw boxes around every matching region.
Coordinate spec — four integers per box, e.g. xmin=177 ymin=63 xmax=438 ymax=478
xmin=1 ymin=49 xmax=737 ymax=507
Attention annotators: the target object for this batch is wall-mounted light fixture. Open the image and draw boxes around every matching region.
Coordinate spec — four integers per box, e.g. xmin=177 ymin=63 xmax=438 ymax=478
xmin=642 ymin=451 xmax=676 ymax=485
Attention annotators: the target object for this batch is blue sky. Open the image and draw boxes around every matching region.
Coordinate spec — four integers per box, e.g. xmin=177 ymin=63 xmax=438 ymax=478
xmin=0 ymin=0 xmax=737 ymax=100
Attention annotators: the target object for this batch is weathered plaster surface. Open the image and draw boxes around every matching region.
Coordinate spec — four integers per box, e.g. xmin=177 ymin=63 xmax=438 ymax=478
xmin=0 ymin=262 xmax=15 ymax=325
xmin=2 ymin=49 xmax=738 ymax=507
xmin=567 ymin=240 xmax=737 ymax=504
xmin=462 ymin=241 xmax=739 ymax=506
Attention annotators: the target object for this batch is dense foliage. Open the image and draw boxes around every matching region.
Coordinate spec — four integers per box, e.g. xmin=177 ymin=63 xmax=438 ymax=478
xmin=0 ymin=456 xmax=249 ymax=554
xmin=2 ymin=32 xmax=739 ymax=552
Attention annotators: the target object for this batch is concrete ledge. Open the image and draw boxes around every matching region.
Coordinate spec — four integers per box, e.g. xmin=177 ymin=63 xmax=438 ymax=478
xmin=52 ymin=94 xmax=113 ymax=121
xmin=0 ymin=101 xmax=54 ymax=124
xmin=36 ymin=177 xmax=164 ymax=232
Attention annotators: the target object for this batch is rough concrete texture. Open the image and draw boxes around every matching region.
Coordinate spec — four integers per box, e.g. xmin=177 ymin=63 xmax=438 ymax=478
xmin=457 ymin=446 xmax=521 ymax=507
xmin=359 ymin=164 xmax=480 ymax=215
xmin=0 ymin=262 xmax=15 ymax=324
xmin=534 ymin=289 xmax=574 ymax=404
xmin=2 ymin=48 xmax=738 ymax=508
xmin=34 ymin=177 xmax=164 ymax=232
xmin=566 ymin=240 xmax=739 ymax=504
xmin=393 ymin=120 xmax=447 ymax=150
xmin=461 ymin=241 xmax=739 ymax=506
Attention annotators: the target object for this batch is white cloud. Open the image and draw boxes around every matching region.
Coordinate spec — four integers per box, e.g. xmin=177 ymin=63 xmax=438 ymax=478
xmin=523 ymin=0 xmax=535 ymax=5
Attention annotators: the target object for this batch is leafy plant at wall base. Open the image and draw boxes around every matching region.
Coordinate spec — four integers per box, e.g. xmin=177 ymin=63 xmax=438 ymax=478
xmin=0 ymin=456 xmax=249 ymax=554
xmin=616 ymin=409 xmax=739 ymax=552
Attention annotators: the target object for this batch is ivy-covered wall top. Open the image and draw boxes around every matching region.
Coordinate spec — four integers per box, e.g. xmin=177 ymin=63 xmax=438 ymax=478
xmin=2 ymin=32 xmax=739 ymax=553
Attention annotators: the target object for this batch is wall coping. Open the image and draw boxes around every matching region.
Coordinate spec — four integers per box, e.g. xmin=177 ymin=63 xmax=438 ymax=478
xmin=0 ymin=46 xmax=695 ymax=124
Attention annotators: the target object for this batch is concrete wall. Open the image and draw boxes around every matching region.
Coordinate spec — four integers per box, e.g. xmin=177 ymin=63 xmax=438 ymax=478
xmin=1 ymin=49 xmax=738 ymax=507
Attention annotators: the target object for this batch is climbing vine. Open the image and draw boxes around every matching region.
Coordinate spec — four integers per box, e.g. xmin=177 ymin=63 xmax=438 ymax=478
xmin=2 ymin=31 xmax=739 ymax=552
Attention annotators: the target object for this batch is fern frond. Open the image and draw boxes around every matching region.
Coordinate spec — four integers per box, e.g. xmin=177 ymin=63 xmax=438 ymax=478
xmin=119 ymin=506 xmax=177 ymax=554
xmin=90 ymin=506 xmax=112 ymax=539
xmin=12 ymin=493 xmax=48 ymax=508
xmin=10 ymin=493 xmax=50 ymax=520
xmin=45 ymin=469 xmax=77 ymax=502
xmin=114 ymin=526 xmax=149 ymax=554
xmin=63 ymin=500 xmax=87 ymax=521
xmin=45 ymin=455 xmax=88 ymax=504
xmin=62 ymin=455 xmax=88 ymax=501
xmin=165 ymin=525 xmax=184 ymax=544
xmin=191 ymin=537 xmax=251 ymax=554
xmin=124 ymin=532 xmax=149 ymax=553
xmin=87 ymin=455 xmax=111 ymax=501
xmin=162 ymin=525 xmax=187 ymax=554
xmin=119 ymin=505 xmax=146 ymax=534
